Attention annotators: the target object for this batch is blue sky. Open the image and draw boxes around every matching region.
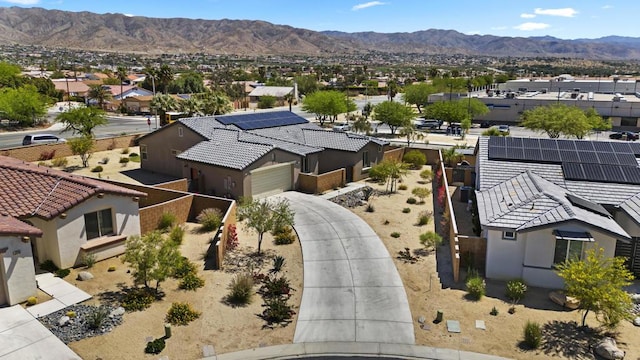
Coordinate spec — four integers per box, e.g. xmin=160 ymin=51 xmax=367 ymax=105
xmin=3 ymin=0 xmax=639 ymax=39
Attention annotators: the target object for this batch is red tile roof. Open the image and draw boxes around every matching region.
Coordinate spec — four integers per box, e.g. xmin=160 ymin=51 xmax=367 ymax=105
xmin=0 ymin=214 xmax=43 ymax=237
xmin=0 ymin=156 xmax=146 ymax=220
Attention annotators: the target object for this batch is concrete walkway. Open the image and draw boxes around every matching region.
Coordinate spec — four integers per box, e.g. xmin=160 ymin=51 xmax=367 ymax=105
xmin=26 ymin=273 xmax=92 ymax=318
xmin=277 ymin=192 xmax=414 ymax=345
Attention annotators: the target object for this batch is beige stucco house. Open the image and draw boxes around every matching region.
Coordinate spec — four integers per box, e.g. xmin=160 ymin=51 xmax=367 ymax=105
xmin=0 ymin=156 xmax=146 ymax=305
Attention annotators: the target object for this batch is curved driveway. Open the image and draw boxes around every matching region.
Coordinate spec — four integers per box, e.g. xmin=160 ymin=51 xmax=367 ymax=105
xmin=277 ymin=192 xmax=414 ymax=345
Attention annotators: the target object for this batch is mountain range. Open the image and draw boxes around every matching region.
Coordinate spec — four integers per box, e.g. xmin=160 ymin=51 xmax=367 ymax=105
xmin=1 ymin=6 xmax=640 ymax=60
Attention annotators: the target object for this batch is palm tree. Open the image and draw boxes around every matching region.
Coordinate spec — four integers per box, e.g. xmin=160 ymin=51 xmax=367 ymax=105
xmin=88 ymin=84 xmax=113 ymax=110
xmin=199 ymin=91 xmax=233 ymax=115
xmin=283 ymin=91 xmax=295 ymax=111
xmin=116 ymin=66 xmax=128 ymax=112
xmin=179 ymin=97 xmax=203 ymax=117
xmin=158 ymin=64 xmax=173 ymax=94
xmin=150 ymin=94 xmax=178 ymax=126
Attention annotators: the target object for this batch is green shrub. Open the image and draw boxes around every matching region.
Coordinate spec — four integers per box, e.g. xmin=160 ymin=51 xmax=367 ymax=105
xmin=196 ymin=208 xmax=223 ymax=232
xmin=179 ymin=272 xmax=205 ymax=291
xmin=466 ymin=276 xmax=486 ymax=300
xmin=128 ymin=154 xmax=141 ymax=163
xmin=406 ymin=197 xmax=417 ymax=204
xmin=402 ymin=150 xmax=427 ymax=169
xmin=506 ymin=279 xmax=528 ymax=303
xmin=419 ymin=169 xmax=433 ymax=182
xmin=168 ymin=225 xmax=185 ymax=245
xmin=55 ymin=268 xmax=70 ymax=278
xmin=261 ymin=297 xmax=296 ymax=325
xmin=226 ymin=273 xmax=254 ymax=306
xmin=411 ymin=187 xmax=432 ymax=203
xmin=419 ymin=231 xmax=443 ymax=249
xmin=90 ymin=165 xmax=103 ymax=173
xmin=158 ymin=212 xmax=177 ymax=231
xmin=108 ymin=266 xmax=116 ymax=272
xmin=51 ymin=157 xmax=68 ymax=167
xmin=270 ymin=256 xmax=286 ymax=274
xmin=40 ymin=259 xmax=58 ymax=272
xmin=398 ymin=184 xmax=408 ymax=190
xmin=402 ymin=207 xmax=411 ymax=213
xmin=145 ymin=338 xmax=166 ymax=354
xmin=417 ymin=210 xmax=433 ymax=226
xmin=119 ymin=157 xmax=130 ymax=164
xmin=121 ymin=147 xmax=130 ymax=154
xmin=166 ymin=302 xmax=201 ymax=325
xmin=259 ymin=276 xmax=293 ymax=299
xmin=129 ymin=152 xmax=139 ymax=157
xmin=523 ymin=321 xmax=542 ymax=349
xmin=273 ymin=226 xmax=295 ymax=245
xmin=390 ymin=232 xmax=401 ymax=238
xmin=66 ymin=310 xmax=76 ymax=318
xmin=86 ymin=306 xmax=109 ymax=329
xmin=490 ymin=306 xmax=499 ymax=316
xmin=122 ymin=288 xmax=155 ymax=311
xmin=368 ymin=163 xmax=387 ymax=183
xmin=82 ymin=253 xmax=97 ymax=268
xmin=27 ymin=296 xmax=37 ymax=306
xmin=173 ymin=256 xmax=197 ymax=279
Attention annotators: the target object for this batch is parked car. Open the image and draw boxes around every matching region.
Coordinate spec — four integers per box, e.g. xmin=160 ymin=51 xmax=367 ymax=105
xmin=415 ymin=119 xmax=442 ymax=130
xmin=498 ymin=125 xmax=510 ymax=134
xmin=480 ymin=121 xmax=491 ymax=128
xmin=22 ymin=134 xmax=66 ymax=146
xmin=609 ymin=131 xmax=639 ymax=141
xmin=332 ymin=122 xmax=351 ymax=132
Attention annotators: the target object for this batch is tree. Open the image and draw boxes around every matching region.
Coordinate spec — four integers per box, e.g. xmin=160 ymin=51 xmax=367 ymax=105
xmin=0 ymin=61 xmax=23 ymax=88
xmin=520 ymin=104 xmax=606 ymax=139
xmin=411 ymin=187 xmax=432 ymax=203
xmin=115 ymin=66 xmax=127 ymax=112
xmin=556 ymin=248 xmax=633 ymax=328
xmin=158 ymin=64 xmax=174 ymax=94
xmin=442 ymin=146 xmax=464 ymax=167
xmin=258 ymin=95 xmax=276 ymax=109
xmin=368 ymin=160 xmax=409 ymax=193
xmin=151 ymin=94 xmax=179 ymax=126
xmin=424 ymin=99 xmax=488 ymax=129
xmin=122 ymin=231 xmax=181 ymax=291
xmin=399 ymin=123 xmax=424 ymax=147
xmin=301 ymin=90 xmax=355 ymax=125
xmin=197 ymin=91 xmax=232 ymax=115
xmin=68 ymin=136 xmax=94 ymax=168
xmin=482 ymin=127 xmax=508 ymax=137
xmin=87 ymin=84 xmax=112 ymax=110
xmin=294 ymin=75 xmax=319 ymax=96
xmin=403 ymin=83 xmax=436 ymax=113
xmin=283 ymin=92 xmax=295 ymax=111
xmin=56 ymin=106 xmax=107 ymax=137
xmin=0 ymin=85 xmax=47 ymax=126
xmin=372 ymin=100 xmax=415 ymax=135
xmin=352 ymin=115 xmax=373 ymax=134
xmin=179 ymin=97 xmax=203 ymax=117
xmin=238 ymin=198 xmax=295 ymax=254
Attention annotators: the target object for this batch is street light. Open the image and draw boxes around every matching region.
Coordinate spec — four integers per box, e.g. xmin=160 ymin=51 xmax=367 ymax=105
xmin=150 ymin=74 xmax=158 ymax=129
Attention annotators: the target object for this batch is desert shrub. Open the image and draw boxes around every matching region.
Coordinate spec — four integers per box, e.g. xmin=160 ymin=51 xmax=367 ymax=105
xmin=173 ymin=256 xmax=197 ymax=279
xmin=108 ymin=266 xmax=116 ymax=272
xmin=411 ymin=187 xmax=432 ymax=203
xmin=402 ymin=207 xmax=411 ymax=213
xmin=419 ymin=231 xmax=443 ymax=249
xmin=466 ymin=276 xmax=486 ymax=300
xmin=490 ymin=306 xmax=499 ymax=316
xmin=179 ymin=272 xmax=205 ymax=291
xmin=145 ymin=338 xmax=165 ymax=354
xmin=273 ymin=226 xmax=295 ymax=245
xmin=402 ymin=150 xmax=427 ymax=169
xmin=121 ymin=147 xmax=130 ymax=154
xmin=38 ymin=149 xmax=56 ymax=161
xmin=226 ymin=273 xmax=254 ymax=305
xmin=390 ymin=232 xmax=401 ymax=238
xmin=260 ymin=276 xmax=293 ymax=299
xmin=129 ymin=152 xmax=139 ymax=157
xmin=523 ymin=321 xmax=542 ymax=349
xmin=27 ymin=296 xmax=37 ymax=306
xmin=166 ymin=302 xmax=201 ymax=325
xmin=87 ymin=306 xmax=109 ymax=329
xmin=40 ymin=259 xmax=58 ymax=272
xmin=168 ymin=225 xmax=185 ymax=245
xmin=121 ymin=288 xmax=155 ymax=311
xmin=158 ymin=212 xmax=177 ymax=231
xmin=55 ymin=268 xmax=70 ymax=278
xmin=82 ymin=253 xmax=97 ymax=268
xmin=419 ymin=169 xmax=433 ymax=182
xmin=90 ymin=165 xmax=103 ymax=173
xmin=417 ymin=210 xmax=433 ymax=226
xmin=101 ymin=157 xmax=109 ymax=164
xmin=398 ymin=184 xmax=408 ymax=190
xmin=368 ymin=163 xmax=387 ymax=183
xmin=406 ymin=197 xmax=417 ymax=204
xmin=261 ymin=297 xmax=296 ymax=325
xmin=366 ymin=203 xmax=375 ymax=212
xmin=66 ymin=310 xmax=76 ymax=318
xmin=226 ymin=224 xmax=239 ymax=250
xmin=196 ymin=208 xmax=223 ymax=232
xmin=51 ymin=157 xmax=68 ymax=167
xmin=270 ymin=256 xmax=286 ymax=274
xmin=506 ymin=279 xmax=528 ymax=303
xmin=119 ymin=157 xmax=130 ymax=164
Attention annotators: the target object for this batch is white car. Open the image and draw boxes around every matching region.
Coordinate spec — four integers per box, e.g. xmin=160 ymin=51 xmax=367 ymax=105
xmin=22 ymin=134 xmax=66 ymax=146
xmin=332 ymin=122 xmax=351 ymax=132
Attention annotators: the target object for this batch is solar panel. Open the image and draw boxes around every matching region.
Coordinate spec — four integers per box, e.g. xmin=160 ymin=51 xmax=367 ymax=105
xmin=581 ymin=163 xmax=607 ymax=181
xmin=562 ymin=162 xmax=584 ymax=180
xmin=559 ymin=150 xmax=580 ymax=163
xmin=578 ymin=151 xmax=599 ymax=164
xmin=610 ymin=142 xmax=634 ymax=154
xmin=539 ymin=138 xmax=558 ymax=150
xmin=521 ymin=138 xmax=540 ymax=148
xmin=505 ymin=147 xmax=524 ymax=160
xmin=557 ymin=140 xmax=577 ymax=150
xmin=575 ymin=141 xmax=595 ymax=152
xmin=523 ymin=147 xmax=543 ymax=162
xmin=628 ymin=142 xmax=640 ymax=156
xmin=597 ymin=152 xmax=618 ymax=165
xmin=622 ymin=167 xmax=640 ymax=184
xmin=215 ymin=111 xmax=308 ymax=130
xmin=505 ymin=137 xmax=523 ymax=148
xmin=541 ymin=149 xmax=562 ymax=162
xmin=566 ymin=193 xmax=610 ymax=217
xmin=489 ymin=146 xmax=507 ymax=159
xmin=616 ymin=153 xmax=639 ymax=167
xmin=489 ymin=136 xmax=506 ymax=147
xmin=601 ymin=164 xmax=627 ymax=183
xmin=593 ymin=141 xmax=614 ymax=153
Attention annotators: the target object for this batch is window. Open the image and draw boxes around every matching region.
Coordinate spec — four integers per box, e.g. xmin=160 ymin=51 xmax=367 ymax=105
xmin=301 ymin=156 xmax=309 ymax=173
xmin=503 ymin=231 xmax=516 ymax=240
xmin=84 ymin=209 xmax=114 ymax=240
xmin=621 ymin=117 xmax=638 ymax=127
xmin=363 ymin=151 xmax=370 ymax=168
xmin=553 ymin=239 xmax=583 ymax=265
xmin=171 ymin=149 xmax=182 ymax=156
xmin=178 ymin=126 xmax=184 ymax=137
xmin=140 ymin=145 xmax=148 ymax=160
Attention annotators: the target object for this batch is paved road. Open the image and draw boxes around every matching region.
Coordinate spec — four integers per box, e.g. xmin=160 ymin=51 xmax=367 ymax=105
xmin=278 ymin=192 xmax=415 ymax=345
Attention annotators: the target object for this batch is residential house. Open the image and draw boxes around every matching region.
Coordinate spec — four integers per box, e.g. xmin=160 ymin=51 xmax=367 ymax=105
xmin=248 ymin=86 xmax=294 ymax=108
xmin=138 ymin=111 xmax=387 ymax=199
xmin=52 ymin=79 xmax=90 ymax=102
xmin=0 ymin=156 xmax=146 ymax=305
xmin=474 ymin=136 xmax=640 ymax=288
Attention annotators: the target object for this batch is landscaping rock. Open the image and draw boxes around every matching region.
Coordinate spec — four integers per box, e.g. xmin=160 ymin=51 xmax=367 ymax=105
xmin=76 ymin=271 xmax=94 ymax=281
xmin=109 ymin=307 xmax=125 ymax=318
xmin=634 ymin=317 xmax=640 ymax=326
xmin=631 ymin=293 xmax=640 ymax=303
xmin=329 ymin=186 xmax=381 ymax=208
xmin=38 ymin=304 xmax=124 ymax=344
xmin=594 ymin=337 xmax=625 ymax=360
xmin=58 ymin=316 xmax=70 ymax=326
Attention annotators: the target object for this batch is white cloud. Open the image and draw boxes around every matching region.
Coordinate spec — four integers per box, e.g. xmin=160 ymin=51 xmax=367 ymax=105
xmin=123 ymin=13 xmax=134 ymax=17
xmin=514 ymin=22 xmax=551 ymax=31
xmin=534 ymin=8 xmax=577 ymax=17
xmin=1 ymin=0 xmax=40 ymax=4
xmin=352 ymin=1 xmax=386 ymax=11
xmin=520 ymin=13 xmax=536 ymax=19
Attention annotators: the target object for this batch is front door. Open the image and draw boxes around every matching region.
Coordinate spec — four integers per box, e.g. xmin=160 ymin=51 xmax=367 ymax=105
xmin=190 ymin=168 xmax=200 ymax=193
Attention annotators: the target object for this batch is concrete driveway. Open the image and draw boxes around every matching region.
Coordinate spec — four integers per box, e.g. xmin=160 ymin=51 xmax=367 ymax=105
xmin=277 ymin=192 xmax=414 ymax=345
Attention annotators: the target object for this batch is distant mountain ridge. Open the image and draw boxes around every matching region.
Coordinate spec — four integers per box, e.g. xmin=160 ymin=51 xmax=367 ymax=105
xmin=1 ymin=6 xmax=639 ymax=59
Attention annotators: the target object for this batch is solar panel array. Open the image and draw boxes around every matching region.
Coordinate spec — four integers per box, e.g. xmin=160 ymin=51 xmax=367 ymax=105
xmin=216 ymin=111 xmax=308 ymax=130
xmin=487 ymin=136 xmax=640 ymax=185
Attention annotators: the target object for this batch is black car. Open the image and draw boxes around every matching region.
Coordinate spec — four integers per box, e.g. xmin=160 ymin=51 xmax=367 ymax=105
xmin=609 ymin=131 xmax=639 ymax=141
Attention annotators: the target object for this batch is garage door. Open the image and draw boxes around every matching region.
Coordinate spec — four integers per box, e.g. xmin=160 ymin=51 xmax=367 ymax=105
xmin=251 ymin=163 xmax=293 ymax=199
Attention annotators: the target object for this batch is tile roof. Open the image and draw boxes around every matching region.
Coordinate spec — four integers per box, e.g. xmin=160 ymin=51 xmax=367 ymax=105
xmin=475 ymin=171 xmax=629 ymax=239
xmin=301 ymin=129 xmax=376 ymax=152
xmin=0 ymin=214 xmax=43 ymax=237
xmin=0 ymin=156 xmax=146 ymax=220
xmin=238 ymin=132 xmax=322 ymax=156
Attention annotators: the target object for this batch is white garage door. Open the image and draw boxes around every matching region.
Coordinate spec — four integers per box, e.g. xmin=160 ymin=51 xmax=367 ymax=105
xmin=251 ymin=163 xmax=293 ymax=199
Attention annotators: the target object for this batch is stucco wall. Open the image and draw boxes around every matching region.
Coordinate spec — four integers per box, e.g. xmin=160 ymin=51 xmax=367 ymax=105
xmin=140 ymin=123 xmax=205 ymax=178
xmin=27 ymin=218 xmax=60 ymax=267
xmin=615 ymin=210 xmax=640 ymax=237
xmin=0 ymin=236 xmax=37 ymax=305
xmin=485 ymin=228 xmax=526 ymax=280
xmin=298 ymin=168 xmax=346 ymax=194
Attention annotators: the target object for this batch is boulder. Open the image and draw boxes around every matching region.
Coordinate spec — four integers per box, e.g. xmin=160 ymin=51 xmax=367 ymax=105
xmin=631 ymin=293 xmax=640 ymax=303
xmin=76 ymin=271 xmax=94 ymax=281
xmin=109 ymin=307 xmax=125 ymax=318
xmin=634 ymin=317 xmax=640 ymax=327
xmin=595 ymin=337 xmax=625 ymax=360
xmin=58 ymin=316 xmax=70 ymax=327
